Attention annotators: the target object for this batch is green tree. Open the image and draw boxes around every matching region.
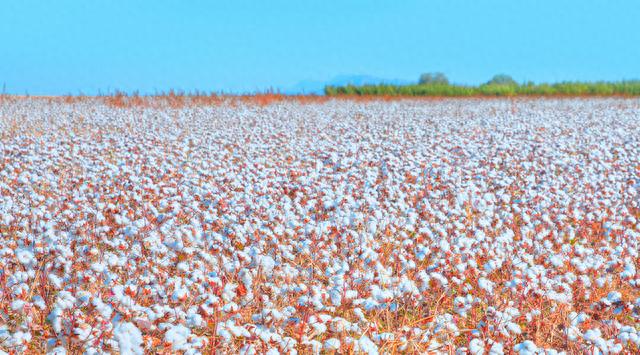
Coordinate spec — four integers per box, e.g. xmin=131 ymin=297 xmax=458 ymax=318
xmin=486 ymin=74 xmax=517 ymax=86
xmin=419 ymin=72 xmax=449 ymax=85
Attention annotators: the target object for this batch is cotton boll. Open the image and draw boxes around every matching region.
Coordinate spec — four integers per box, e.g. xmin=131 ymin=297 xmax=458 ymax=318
xmin=113 ymin=322 xmax=143 ymax=355
xmin=323 ymin=338 xmax=340 ymax=351
xmin=372 ymin=333 xmax=395 ymax=343
xmin=354 ymin=335 xmax=378 ymax=354
xmin=478 ymin=278 xmax=495 ymax=294
xmin=329 ymin=288 xmax=342 ymax=306
xmin=310 ymin=321 xmax=327 ymax=336
xmin=10 ymin=300 xmax=26 ymax=313
xmin=164 ymin=324 xmax=192 ymax=352
xmin=256 ymin=255 xmax=276 ymax=274
xmin=469 ymin=338 xmax=485 ymax=355
xmin=505 ymin=322 xmax=521 ymax=335
xmin=47 ymin=308 xmax=64 ymax=334
xmin=489 ymin=342 xmax=504 ymax=355
xmin=513 ymin=340 xmax=538 ymax=354
xmin=15 ymin=249 xmax=36 ymax=266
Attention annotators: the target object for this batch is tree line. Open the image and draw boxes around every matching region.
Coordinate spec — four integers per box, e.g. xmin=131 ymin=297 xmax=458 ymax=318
xmin=325 ymin=73 xmax=640 ymax=96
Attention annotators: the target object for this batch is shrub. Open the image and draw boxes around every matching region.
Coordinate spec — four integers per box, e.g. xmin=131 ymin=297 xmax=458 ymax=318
xmin=419 ymin=72 xmax=449 ymax=85
xmin=485 ymin=74 xmax=518 ymax=86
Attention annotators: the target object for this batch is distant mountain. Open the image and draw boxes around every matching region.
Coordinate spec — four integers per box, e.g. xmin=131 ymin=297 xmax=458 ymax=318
xmin=284 ymin=75 xmax=413 ymax=95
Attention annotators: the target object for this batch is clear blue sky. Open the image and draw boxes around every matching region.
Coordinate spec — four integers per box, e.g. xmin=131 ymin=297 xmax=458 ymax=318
xmin=1 ymin=0 xmax=639 ymax=95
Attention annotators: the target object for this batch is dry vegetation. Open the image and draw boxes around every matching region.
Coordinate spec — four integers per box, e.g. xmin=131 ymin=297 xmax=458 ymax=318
xmin=0 ymin=96 xmax=639 ymax=354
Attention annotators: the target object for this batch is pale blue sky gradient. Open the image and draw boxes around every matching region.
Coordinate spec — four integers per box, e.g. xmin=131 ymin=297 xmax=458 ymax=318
xmin=1 ymin=0 xmax=639 ymax=94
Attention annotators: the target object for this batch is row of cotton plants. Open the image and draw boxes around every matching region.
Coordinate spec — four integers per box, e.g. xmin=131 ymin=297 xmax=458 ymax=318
xmin=0 ymin=97 xmax=639 ymax=354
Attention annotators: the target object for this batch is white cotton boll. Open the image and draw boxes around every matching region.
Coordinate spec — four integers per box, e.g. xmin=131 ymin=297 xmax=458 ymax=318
xmin=372 ymin=333 xmax=395 ymax=343
xmin=354 ymin=335 xmax=378 ymax=354
xmin=354 ymin=307 xmax=367 ymax=322
xmin=15 ymin=249 xmax=36 ymax=266
xmin=478 ymin=278 xmax=495 ymax=294
xmin=439 ymin=239 xmax=450 ymax=252
xmin=172 ymin=286 xmax=188 ymax=302
xmin=311 ymin=322 xmax=327 ymax=336
xmin=621 ymin=261 xmax=636 ymax=279
xmin=329 ymin=318 xmax=349 ymax=333
xmin=33 ymin=295 xmax=46 ymax=310
xmin=484 ymin=259 xmax=503 ymax=273
xmin=608 ymin=343 xmax=623 ymax=354
xmin=186 ymin=312 xmax=203 ymax=328
xmin=596 ymin=277 xmax=607 ymax=287
xmin=221 ymin=283 xmax=237 ymax=303
xmin=164 ymin=324 xmax=191 ymax=352
xmin=604 ymin=291 xmax=622 ymax=305
xmin=257 ymin=255 xmax=276 ymax=274
xmin=324 ymin=338 xmax=341 ymax=351
xmin=222 ymin=302 xmax=238 ymax=313
xmin=548 ymin=255 xmax=564 ymax=268
xmin=398 ymin=276 xmax=419 ymax=295
xmin=217 ymin=327 xmax=232 ymax=343
xmin=371 ymin=286 xmax=393 ymax=302
xmin=91 ymin=262 xmax=106 ymax=273
xmin=513 ymin=340 xmax=538 ymax=354
xmin=583 ymin=329 xmax=602 ymax=343
xmin=1 ymin=211 xmax=15 ymax=225
xmin=430 ymin=272 xmax=448 ymax=287
xmin=505 ymin=322 xmax=521 ymax=335
xmin=298 ymin=296 xmax=309 ymax=307
xmin=329 ymin=289 xmax=342 ymax=306
xmin=113 ymin=322 xmax=143 ymax=355
xmin=469 ymin=338 xmax=485 ymax=354
xmin=10 ymin=300 xmax=26 ymax=313
xmin=618 ymin=326 xmax=640 ymax=346
xmin=176 ymin=262 xmax=190 ymax=273
xmin=345 ymin=290 xmax=358 ymax=299
xmin=489 ymin=342 xmax=504 ymax=355
xmin=47 ymin=308 xmax=63 ymax=333
xmin=454 ymin=296 xmax=471 ymax=317
xmin=54 ymin=291 xmax=76 ymax=310
xmin=92 ymin=298 xmax=113 ymax=319
xmin=368 ymin=220 xmax=378 ymax=235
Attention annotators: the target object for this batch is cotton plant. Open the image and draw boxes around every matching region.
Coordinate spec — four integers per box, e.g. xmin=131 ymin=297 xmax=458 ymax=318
xmin=0 ymin=97 xmax=638 ymax=353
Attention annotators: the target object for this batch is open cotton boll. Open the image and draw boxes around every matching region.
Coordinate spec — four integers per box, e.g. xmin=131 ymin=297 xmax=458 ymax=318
xmin=354 ymin=335 xmax=378 ymax=354
xmin=468 ymin=338 xmax=485 ymax=354
xmin=513 ymin=340 xmax=538 ymax=354
xmin=256 ymin=254 xmax=276 ymax=274
xmin=489 ymin=342 xmax=504 ymax=354
xmin=164 ymin=324 xmax=192 ymax=352
xmin=10 ymin=300 xmax=26 ymax=313
xmin=323 ymin=338 xmax=340 ymax=351
xmin=618 ymin=326 xmax=640 ymax=347
xmin=113 ymin=322 xmax=143 ymax=355
xmin=478 ymin=278 xmax=495 ymax=294
xmin=372 ymin=333 xmax=395 ymax=343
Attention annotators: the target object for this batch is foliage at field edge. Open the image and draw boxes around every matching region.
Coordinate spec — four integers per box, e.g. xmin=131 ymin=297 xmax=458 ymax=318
xmin=325 ymin=80 xmax=640 ymax=97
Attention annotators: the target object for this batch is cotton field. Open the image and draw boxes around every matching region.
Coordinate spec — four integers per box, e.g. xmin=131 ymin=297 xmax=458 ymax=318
xmin=1 ymin=97 xmax=639 ymax=354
